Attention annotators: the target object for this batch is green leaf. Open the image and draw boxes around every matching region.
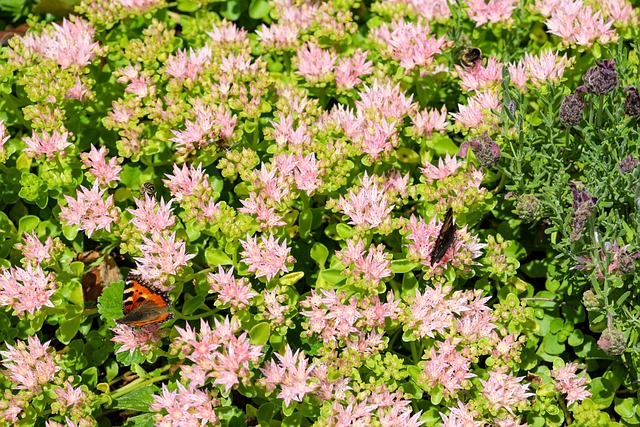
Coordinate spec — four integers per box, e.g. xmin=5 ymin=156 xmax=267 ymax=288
xmin=310 ymin=243 xmax=328 ymax=268
xmin=390 ymin=259 xmax=419 ymax=273
xmin=56 ymin=313 xmax=82 ymax=344
xmin=541 ymin=332 xmax=565 ymax=356
xmin=257 ymin=402 xmax=276 ymax=424
xmin=82 ymin=367 xmax=98 ymax=388
xmin=182 ymin=295 xmax=205 ymax=315
xmin=62 ymin=224 xmax=78 ymax=241
xmin=395 ymin=147 xmax=420 ymax=163
xmin=220 ymin=0 xmax=242 ymax=21
xmin=280 ymin=271 xmax=304 ymax=286
xmin=335 ymin=223 xmax=354 ymax=240
xmin=249 ymin=322 xmax=271 ymax=346
xmin=205 ymin=247 xmax=233 ymax=267
xmin=282 ymin=412 xmax=302 ymax=427
xmin=248 ymin=0 xmax=270 ymax=19
xmin=614 ymin=397 xmax=638 ymax=420
xmin=17 ymin=215 xmax=39 ymax=235
xmin=317 ymin=269 xmax=346 ymax=288
xmin=299 ymin=208 xmax=312 ymax=238
xmin=116 ymin=384 xmax=160 ymax=412
xmin=98 ymin=280 xmax=125 ymax=324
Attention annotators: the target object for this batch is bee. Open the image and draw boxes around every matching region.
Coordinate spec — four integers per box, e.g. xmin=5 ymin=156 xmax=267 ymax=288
xmin=460 ymin=47 xmax=483 ymax=68
xmin=430 ymin=208 xmax=456 ymax=266
xmin=139 ymin=182 xmax=156 ymax=198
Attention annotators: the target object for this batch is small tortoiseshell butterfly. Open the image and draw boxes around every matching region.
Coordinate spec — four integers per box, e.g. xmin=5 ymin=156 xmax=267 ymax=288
xmin=116 ymin=274 xmax=173 ymax=327
xmin=430 ymin=208 xmax=456 ymax=266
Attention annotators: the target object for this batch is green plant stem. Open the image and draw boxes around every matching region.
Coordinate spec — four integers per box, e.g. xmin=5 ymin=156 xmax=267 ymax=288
xmin=597 ymin=95 xmax=605 ymax=128
xmin=558 ymin=393 xmax=572 ymax=425
xmin=110 ymin=367 xmax=171 ymax=400
xmin=174 ymin=308 xmax=218 ymax=321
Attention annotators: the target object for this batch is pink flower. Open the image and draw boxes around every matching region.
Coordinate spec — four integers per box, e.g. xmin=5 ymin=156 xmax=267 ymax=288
xmin=127 ymin=196 xmax=175 ymax=235
xmin=164 ymin=46 xmax=212 ymax=81
xmin=551 ymin=363 xmax=592 ymax=405
xmin=79 ymin=145 xmax=122 ymax=185
xmin=599 ymin=0 xmax=637 ymax=26
xmin=0 ymin=335 xmax=60 ymax=393
xmin=171 ymin=317 xmax=263 ymax=391
xmin=15 ymin=230 xmax=55 ymax=265
xmin=256 ymin=22 xmax=299 ymax=50
xmin=373 ymin=20 xmax=447 ymax=72
xmin=335 ymin=172 xmax=394 ymax=229
xmin=420 ymin=153 xmax=463 ymax=180
xmin=412 ymin=106 xmax=449 ymax=137
xmin=545 ymin=1 xmax=616 ymax=47
xmin=240 ymin=234 xmax=294 ymax=281
xmin=239 ymin=193 xmax=286 ymax=229
xmin=295 ymin=42 xmax=336 ymax=84
xmin=356 ymin=79 xmax=417 ymax=122
xmin=206 ymin=19 xmax=248 ymax=49
xmin=336 ymin=238 xmax=392 ymax=286
xmin=150 ymin=382 xmax=219 ymax=426
xmin=334 ymin=49 xmax=373 ymax=90
xmin=480 ymin=371 xmax=534 ymax=414
xmin=111 ymin=323 xmax=163 ymax=356
xmin=133 ymin=232 xmax=195 ymax=289
xmin=23 ymin=129 xmax=72 ymax=160
xmin=456 ymin=57 xmax=503 ymax=92
xmin=53 ymin=379 xmax=88 ymax=412
xmin=262 ymin=288 xmax=290 ymax=326
xmin=466 ymin=0 xmax=518 ymax=26
xmin=0 ymin=264 xmax=56 ymax=317
xmin=36 ymin=18 xmax=101 ymax=69
xmin=524 ymin=50 xmax=571 ymax=87
xmin=59 ymin=182 xmax=119 ymax=237
xmin=422 ymin=339 xmax=475 ymax=397
xmin=207 ymin=266 xmax=258 ymax=310
xmin=440 ymin=400 xmax=482 ymax=427
xmin=259 ymin=345 xmax=318 ymax=406
xmin=508 ymin=61 xmax=528 ymax=90
xmin=163 ymin=163 xmax=211 ymax=202
xmin=451 ymin=90 xmax=501 ymax=131
xmin=64 ymin=76 xmax=90 ymax=101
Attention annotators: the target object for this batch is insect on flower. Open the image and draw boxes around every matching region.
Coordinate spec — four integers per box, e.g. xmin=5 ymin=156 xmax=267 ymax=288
xmin=430 ymin=208 xmax=456 ymax=265
xmin=116 ymin=274 xmax=173 ymax=327
xmin=139 ymin=182 xmax=156 ymax=198
xmin=460 ymin=47 xmax=482 ymax=68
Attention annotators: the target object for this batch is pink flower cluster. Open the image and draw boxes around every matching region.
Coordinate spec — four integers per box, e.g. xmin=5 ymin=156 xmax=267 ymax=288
xmin=0 ymin=264 xmax=57 ymax=316
xmin=59 ymin=183 xmax=119 ymax=237
xmin=0 ymin=336 xmax=60 ymax=394
xmin=170 ymin=318 xmax=263 ymax=392
xmin=551 ymin=363 xmax=592 ymax=405
xmin=239 ymin=233 xmax=293 ymax=281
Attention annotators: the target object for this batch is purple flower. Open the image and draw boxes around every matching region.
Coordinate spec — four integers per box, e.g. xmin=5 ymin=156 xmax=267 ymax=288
xmin=583 ymin=59 xmax=618 ymax=95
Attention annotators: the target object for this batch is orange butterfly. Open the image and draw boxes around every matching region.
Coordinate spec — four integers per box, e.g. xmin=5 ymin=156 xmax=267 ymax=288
xmin=430 ymin=208 xmax=456 ymax=266
xmin=116 ymin=274 xmax=173 ymax=327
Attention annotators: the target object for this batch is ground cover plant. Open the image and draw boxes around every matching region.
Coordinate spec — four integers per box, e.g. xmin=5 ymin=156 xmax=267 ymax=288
xmin=0 ymin=0 xmax=639 ymax=425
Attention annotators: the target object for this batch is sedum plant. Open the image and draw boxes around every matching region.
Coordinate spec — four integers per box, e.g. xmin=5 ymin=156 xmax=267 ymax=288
xmin=0 ymin=0 xmax=638 ymax=426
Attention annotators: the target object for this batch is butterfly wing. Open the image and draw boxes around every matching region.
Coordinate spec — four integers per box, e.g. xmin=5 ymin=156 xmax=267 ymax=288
xmin=430 ymin=208 xmax=456 ymax=266
xmin=116 ymin=274 xmax=173 ymax=327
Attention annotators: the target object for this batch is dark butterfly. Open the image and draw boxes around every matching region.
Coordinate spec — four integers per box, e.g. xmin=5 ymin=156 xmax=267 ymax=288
xmin=460 ymin=47 xmax=482 ymax=68
xmin=430 ymin=208 xmax=456 ymax=266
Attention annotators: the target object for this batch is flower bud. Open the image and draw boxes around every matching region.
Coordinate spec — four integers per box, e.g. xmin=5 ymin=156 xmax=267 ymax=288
xmin=618 ymin=154 xmax=638 ymax=173
xmin=460 ymin=132 xmax=501 ymax=168
xmin=597 ymin=327 xmax=626 ymax=356
xmin=583 ymin=59 xmax=618 ymax=95
xmin=624 ymin=86 xmax=640 ymax=117
xmin=559 ymin=92 xmax=585 ymax=127
xmin=582 ymin=289 xmax=602 ymax=312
